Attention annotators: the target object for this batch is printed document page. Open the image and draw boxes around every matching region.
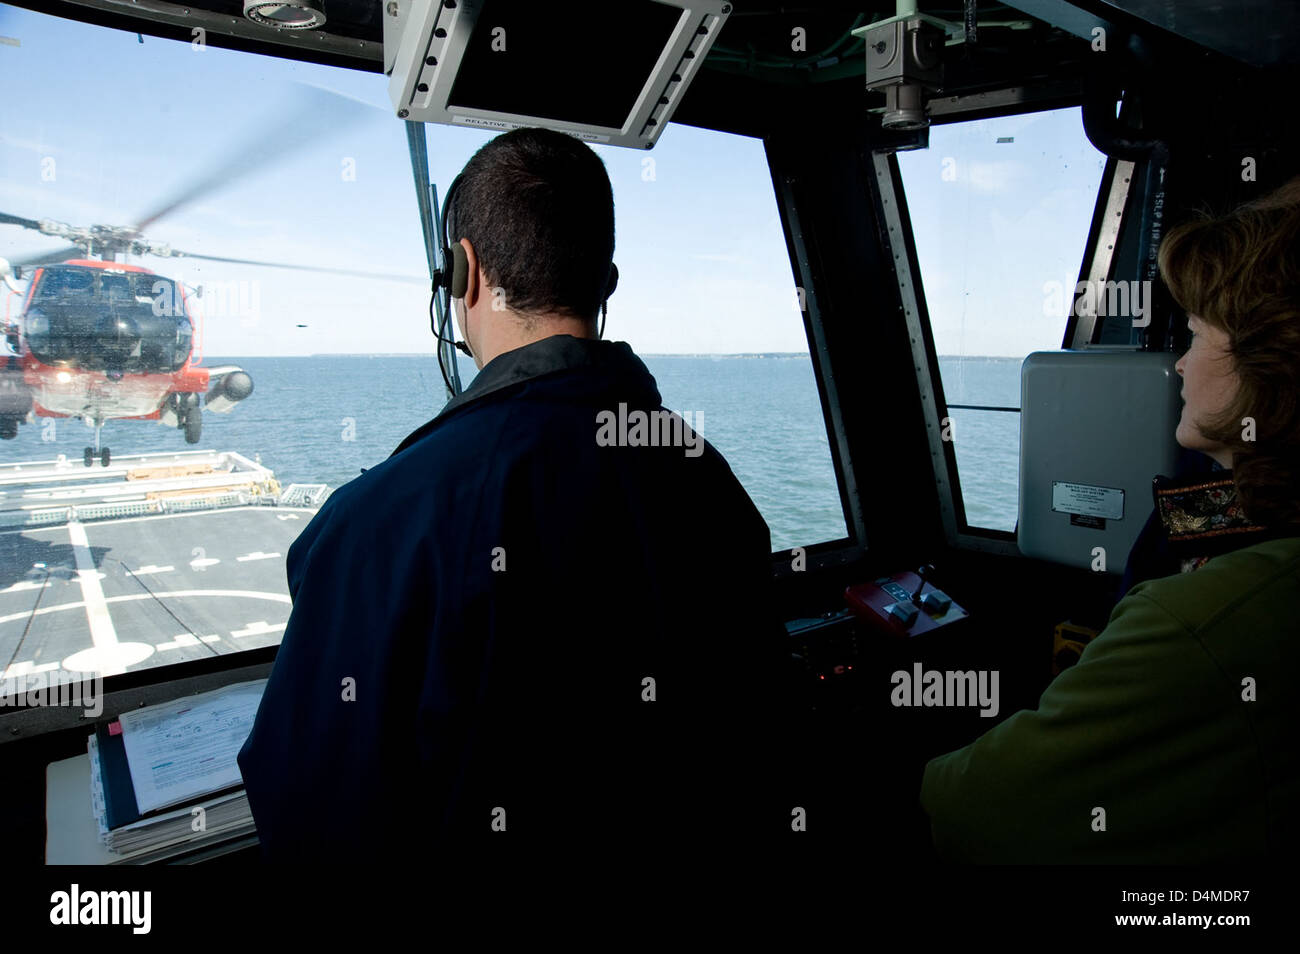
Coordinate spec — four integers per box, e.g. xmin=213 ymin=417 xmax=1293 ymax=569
xmin=117 ymin=679 xmax=267 ymax=814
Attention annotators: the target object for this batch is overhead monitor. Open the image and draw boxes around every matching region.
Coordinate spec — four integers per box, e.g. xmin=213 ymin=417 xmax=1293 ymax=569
xmin=385 ymin=0 xmax=732 ymax=149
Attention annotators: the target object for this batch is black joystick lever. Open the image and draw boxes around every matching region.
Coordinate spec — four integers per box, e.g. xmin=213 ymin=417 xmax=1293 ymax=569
xmin=911 ymin=564 xmax=934 ymax=605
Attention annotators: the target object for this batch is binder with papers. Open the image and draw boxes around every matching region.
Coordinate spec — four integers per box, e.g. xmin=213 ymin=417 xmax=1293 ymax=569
xmin=85 ymin=679 xmax=266 ymax=861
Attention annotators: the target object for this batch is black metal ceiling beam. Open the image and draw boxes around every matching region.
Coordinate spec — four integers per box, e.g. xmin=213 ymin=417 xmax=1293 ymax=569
xmin=4 ymin=0 xmax=382 ymax=71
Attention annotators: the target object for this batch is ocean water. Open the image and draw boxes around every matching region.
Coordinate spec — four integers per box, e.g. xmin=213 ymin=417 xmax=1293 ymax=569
xmin=936 ymin=356 xmax=1022 ymax=533
xmin=0 ymin=353 xmax=1024 ymax=548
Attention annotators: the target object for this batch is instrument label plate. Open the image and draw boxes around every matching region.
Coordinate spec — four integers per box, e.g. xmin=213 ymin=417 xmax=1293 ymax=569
xmin=1051 ymin=481 xmax=1124 ymax=520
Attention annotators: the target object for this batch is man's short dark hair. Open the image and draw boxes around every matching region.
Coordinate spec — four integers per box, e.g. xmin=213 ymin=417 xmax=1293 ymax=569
xmin=448 ymin=127 xmax=616 ymax=323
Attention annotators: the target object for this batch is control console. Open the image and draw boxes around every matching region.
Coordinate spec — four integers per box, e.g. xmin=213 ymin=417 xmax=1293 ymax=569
xmin=844 ymin=564 xmax=968 ymax=638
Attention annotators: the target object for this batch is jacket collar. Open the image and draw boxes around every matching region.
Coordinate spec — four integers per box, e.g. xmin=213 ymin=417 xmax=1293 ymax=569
xmin=390 ymin=334 xmax=649 ymax=458
xmin=1152 ymin=471 xmax=1274 ymax=569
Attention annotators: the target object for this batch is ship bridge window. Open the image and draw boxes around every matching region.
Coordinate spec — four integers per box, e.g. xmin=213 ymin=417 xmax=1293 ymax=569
xmin=0 ymin=4 xmax=843 ymax=688
xmin=451 ymin=123 xmax=849 ymax=552
xmin=897 ymin=108 xmax=1106 ymax=533
xmin=580 ymin=124 xmax=849 ymax=552
xmin=1 ymin=5 xmax=437 ymax=682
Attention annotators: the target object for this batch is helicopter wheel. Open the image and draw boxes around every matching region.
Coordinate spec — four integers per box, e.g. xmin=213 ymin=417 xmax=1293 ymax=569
xmin=184 ymin=408 xmax=202 ymax=445
xmin=101 ymin=447 xmax=111 ymax=467
xmin=0 ymin=417 xmax=16 ymax=440
xmin=84 ymin=447 xmax=94 ymax=468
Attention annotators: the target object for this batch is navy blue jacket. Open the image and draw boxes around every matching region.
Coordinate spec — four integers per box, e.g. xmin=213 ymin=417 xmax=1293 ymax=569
xmin=237 ymin=335 xmax=793 ymax=859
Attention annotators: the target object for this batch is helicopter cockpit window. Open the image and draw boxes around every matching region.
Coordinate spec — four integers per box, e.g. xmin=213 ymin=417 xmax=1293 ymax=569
xmin=137 ymin=275 xmax=179 ymax=310
xmin=0 ymin=5 xmax=845 ymax=688
xmin=897 ymin=108 xmax=1106 ymax=533
xmin=36 ymin=267 xmax=95 ymax=298
xmin=100 ymin=274 xmax=133 ymax=301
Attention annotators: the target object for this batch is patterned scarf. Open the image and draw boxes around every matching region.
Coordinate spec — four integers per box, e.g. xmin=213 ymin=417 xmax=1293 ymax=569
xmin=1152 ymin=473 xmax=1268 ymax=572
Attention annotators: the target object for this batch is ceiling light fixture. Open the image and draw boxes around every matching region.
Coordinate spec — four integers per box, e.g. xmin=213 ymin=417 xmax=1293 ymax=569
xmin=244 ymin=1 xmax=327 ymax=30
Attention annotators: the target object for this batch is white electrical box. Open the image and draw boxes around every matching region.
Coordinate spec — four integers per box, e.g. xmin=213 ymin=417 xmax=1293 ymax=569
xmin=1018 ymin=350 xmax=1183 ymax=572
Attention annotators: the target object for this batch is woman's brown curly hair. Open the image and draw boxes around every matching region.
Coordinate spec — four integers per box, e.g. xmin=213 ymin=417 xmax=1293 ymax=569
xmin=1158 ymin=177 xmax=1300 ymax=528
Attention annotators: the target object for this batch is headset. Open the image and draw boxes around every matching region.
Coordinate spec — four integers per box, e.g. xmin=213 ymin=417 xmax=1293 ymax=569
xmin=430 ymin=172 xmax=619 ymax=395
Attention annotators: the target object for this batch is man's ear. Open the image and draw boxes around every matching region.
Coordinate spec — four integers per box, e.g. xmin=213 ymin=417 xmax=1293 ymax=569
xmin=459 ymin=238 xmax=481 ymax=308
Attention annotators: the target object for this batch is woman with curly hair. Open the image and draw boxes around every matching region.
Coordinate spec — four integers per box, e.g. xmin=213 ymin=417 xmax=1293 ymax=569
xmin=1122 ymin=177 xmax=1300 ymax=585
xmin=920 ymin=179 xmax=1300 ymax=862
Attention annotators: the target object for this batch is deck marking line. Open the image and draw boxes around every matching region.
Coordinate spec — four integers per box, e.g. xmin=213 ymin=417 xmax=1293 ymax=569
xmin=1 ymin=580 xmax=51 ymax=593
xmin=232 ymin=620 xmax=287 ymax=638
xmin=68 ymin=521 xmax=121 ymax=670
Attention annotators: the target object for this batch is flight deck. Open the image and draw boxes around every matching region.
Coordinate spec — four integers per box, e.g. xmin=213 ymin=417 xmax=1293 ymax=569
xmin=0 ymin=450 xmax=323 ymax=681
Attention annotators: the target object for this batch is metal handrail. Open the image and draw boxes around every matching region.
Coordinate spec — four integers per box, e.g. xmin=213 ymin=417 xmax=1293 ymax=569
xmin=945 ymin=403 xmax=1020 ymax=413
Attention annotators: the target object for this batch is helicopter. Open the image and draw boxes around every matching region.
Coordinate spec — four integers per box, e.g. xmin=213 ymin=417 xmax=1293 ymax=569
xmin=0 ymin=242 xmax=252 ymax=466
xmin=0 ymin=89 xmax=425 ymax=468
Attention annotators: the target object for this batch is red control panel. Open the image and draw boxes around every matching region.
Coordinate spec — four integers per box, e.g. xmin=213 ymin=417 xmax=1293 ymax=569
xmin=844 ymin=566 xmax=968 ymax=638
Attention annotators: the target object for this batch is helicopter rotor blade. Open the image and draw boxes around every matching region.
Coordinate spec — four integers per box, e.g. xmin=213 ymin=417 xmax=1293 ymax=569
xmin=0 ymin=212 xmax=43 ymax=232
xmin=166 ymin=249 xmax=428 ymax=285
xmin=132 ymin=85 xmax=383 ymax=233
xmin=6 ymin=245 xmax=84 ymax=269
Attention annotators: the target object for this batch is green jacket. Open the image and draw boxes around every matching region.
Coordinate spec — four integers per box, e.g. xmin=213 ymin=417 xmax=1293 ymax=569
xmin=921 ymin=536 xmax=1300 ymax=862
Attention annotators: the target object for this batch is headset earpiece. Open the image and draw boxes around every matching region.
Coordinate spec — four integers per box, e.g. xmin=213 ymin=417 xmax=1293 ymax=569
xmin=450 ymin=242 xmax=469 ymax=299
xmin=605 ymin=262 xmax=619 ymax=299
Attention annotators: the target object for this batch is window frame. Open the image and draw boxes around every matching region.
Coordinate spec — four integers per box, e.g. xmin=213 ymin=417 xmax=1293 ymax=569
xmin=763 ymin=144 xmax=866 ymax=577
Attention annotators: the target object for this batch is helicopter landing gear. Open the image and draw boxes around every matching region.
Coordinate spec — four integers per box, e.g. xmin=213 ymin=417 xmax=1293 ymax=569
xmin=172 ymin=392 xmax=202 ymax=445
xmin=84 ymin=420 xmax=110 ymax=467
xmin=83 ymin=446 xmax=111 ymax=467
xmin=81 ymin=444 xmax=109 ymax=467
xmin=0 ymin=416 xmax=17 ymax=440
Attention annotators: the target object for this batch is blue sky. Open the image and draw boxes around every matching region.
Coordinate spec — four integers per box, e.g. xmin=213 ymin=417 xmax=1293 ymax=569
xmin=1 ymin=3 xmax=1103 ymax=357
xmin=898 ymin=109 xmax=1107 ymax=358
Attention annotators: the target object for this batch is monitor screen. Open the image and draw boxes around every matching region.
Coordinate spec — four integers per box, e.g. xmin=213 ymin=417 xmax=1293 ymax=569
xmin=446 ymin=0 xmax=685 ymax=130
xmin=387 ymin=0 xmax=729 ymax=148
